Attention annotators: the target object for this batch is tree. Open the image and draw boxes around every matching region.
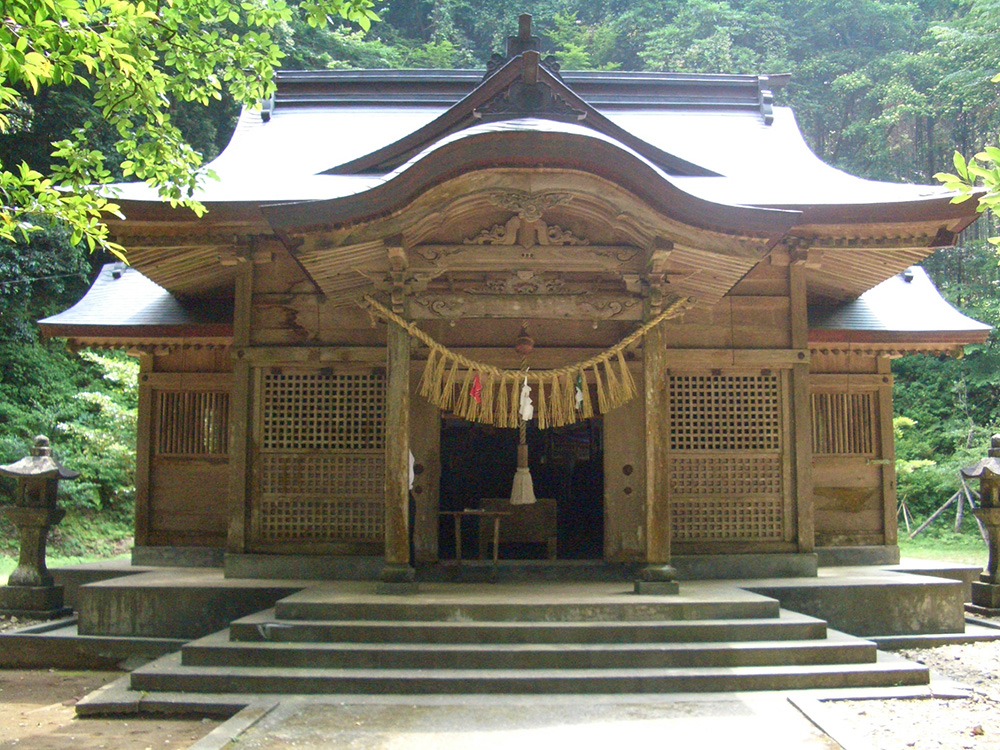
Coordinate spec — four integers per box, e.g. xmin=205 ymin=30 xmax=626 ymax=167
xmin=0 ymin=0 xmax=378 ymax=257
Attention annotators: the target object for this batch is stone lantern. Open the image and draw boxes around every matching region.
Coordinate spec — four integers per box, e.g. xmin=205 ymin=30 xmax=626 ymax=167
xmin=0 ymin=435 xmax=79 ymax=619
xmin=961 ymin=434 xmax=1000 ymax=614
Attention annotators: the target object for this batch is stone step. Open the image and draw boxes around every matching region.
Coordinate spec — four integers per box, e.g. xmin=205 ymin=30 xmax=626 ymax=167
xmin=181 ymin=629 xmax=873 ymax=670
xmin=273 ymin=594 xmax=780 ymax=623
xmin=130 ymin=650 xmax=928 ymax=695
xmin=229 ymin=608 xmax=829 ymax=645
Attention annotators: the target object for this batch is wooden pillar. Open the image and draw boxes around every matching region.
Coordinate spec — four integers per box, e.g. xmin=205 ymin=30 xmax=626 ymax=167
xmin=227 ymin=261 xmax=254 ymax=553
xmin=378 ymin=318 xmax=417 ymax=591
xmin=636 ymin=322 xmax=678 ymax=594
xmin=411 ymin=363 xmax=440 ymax=563
xmin=789 ymin=260 xmax=815 ymax=553
xmin=877 ymin=356 xmax=898 ymax=546
xmin=133 ymin=352 xmax=154 ymax=548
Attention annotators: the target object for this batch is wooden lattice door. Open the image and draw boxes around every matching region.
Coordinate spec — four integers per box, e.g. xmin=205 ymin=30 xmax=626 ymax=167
xmin=666 ymin=371 xmax=794 ymax=551
xmin=250 ymin=368 xmax=386 ymax=553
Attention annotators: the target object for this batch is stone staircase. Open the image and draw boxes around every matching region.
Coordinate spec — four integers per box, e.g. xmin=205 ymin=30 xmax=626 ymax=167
xmin=126 ymin=581 xmax=930 ymax=696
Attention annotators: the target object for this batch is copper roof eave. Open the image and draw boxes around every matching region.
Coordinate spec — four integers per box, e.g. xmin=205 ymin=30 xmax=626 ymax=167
xmin=808 ymin=329 xmax=990 ymax=345
xmin=323 ymin=53 xmax=719 ymax=178
xmin=781 ymin=194 xmax=981 ymax=231
xmin=109 ymin=199 xmax=269 ymax=227
xmin=39 ymin=323 xmax=234 ymax=340
xmin=262 ymin=129 xmax=800 ymax=240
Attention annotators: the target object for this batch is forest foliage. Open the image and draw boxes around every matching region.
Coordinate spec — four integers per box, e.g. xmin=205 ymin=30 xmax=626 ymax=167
xmin=2 ymin=0 xmax=1000 ymax=546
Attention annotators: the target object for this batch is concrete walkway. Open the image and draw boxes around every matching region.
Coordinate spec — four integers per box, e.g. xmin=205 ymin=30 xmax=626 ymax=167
xmin=191 ymin=693 xmax=843 ymax=750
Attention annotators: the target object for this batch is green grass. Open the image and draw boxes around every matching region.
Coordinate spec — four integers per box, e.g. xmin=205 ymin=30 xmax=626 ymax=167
xmin=898 ymin=522 xmax=988 ymax=568
xmin=0 ymin=552 xmax=130 ymax=582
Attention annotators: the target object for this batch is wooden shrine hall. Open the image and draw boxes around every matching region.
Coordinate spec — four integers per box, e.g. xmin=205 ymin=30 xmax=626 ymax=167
xmin=41 ymin=17 xmax=990 ymax=588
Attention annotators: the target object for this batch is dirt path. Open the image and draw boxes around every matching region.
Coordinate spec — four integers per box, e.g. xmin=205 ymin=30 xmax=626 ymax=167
xmin=0 ymin=670 xmax=220 ymax=750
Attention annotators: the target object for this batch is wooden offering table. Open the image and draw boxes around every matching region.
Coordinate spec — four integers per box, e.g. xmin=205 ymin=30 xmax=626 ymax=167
xmin=440 ymin=509 xmax=510 ymax=564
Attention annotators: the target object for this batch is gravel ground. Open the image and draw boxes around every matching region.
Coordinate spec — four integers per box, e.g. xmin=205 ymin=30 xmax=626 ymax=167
xmin=816 ymin=629 xmax=1000 ymax=750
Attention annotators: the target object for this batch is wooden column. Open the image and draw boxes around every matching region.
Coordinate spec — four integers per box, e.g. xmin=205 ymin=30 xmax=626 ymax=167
xmin=411 ymin=362 xmax=441 ymax=563
xmin=789 ymin=259 xmax=815 ymax=553
xmin=133 ymin=352 xmax=154 ymax=547
xmin=877 ymin=356 xmax=898 ymax=546
xmin=636 ymin=322 xmax=678 ymax=594
xmin=378 ymin=318 xmax=417 ymax=591
xmin=227 ymin=261 xmax=254 ymax=553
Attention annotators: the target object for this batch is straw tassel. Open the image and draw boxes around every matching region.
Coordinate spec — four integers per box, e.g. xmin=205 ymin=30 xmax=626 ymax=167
xmin=479 ymin=373 xmax=495 ymax=425
xmin=440 ymin=359 xmax=460 ymax=410
xmin=537 ymin=376 xmax=548 ymax=430
xmin=496 ymin=374 xmax=510 ymax=428
xmin=580 ymin=371 xmax=594 ymax=419
xmin=617 ymin=350 xmax=636 ymax=403
xmin=419 ymin=348 xmax=439 ymax=400
xmin=603 ymin=356 xmax=623 ymax=408
xmin=593 ymin=363 xmax=608 ymax=413
xmin=455 ymin=368 xmax=474 ymax=419
xmin=429 ymin=348 xmax=448 ymax=403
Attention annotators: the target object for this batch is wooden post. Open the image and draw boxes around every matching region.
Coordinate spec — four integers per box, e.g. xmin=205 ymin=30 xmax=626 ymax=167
xmin=635 ymin=322 xmax=678 ymax=594
xmin=877 ymin=356 xmax=898 ymax=546
xmin=227 ymin=261 xmax=254 ymax=554
xmin=378 ymin=318 xmax=417 ymax=592
xmin=789 ymin=260 xmax=815 ymax=553
xmin=133 ymin=352 xmax=154 ymax=548
xmin=410 ymin=363 xmax=440 ymax=563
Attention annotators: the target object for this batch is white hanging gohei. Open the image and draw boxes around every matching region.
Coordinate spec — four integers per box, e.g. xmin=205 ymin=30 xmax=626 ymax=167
xmin=519 ymin=375 xmax=534 ymax=422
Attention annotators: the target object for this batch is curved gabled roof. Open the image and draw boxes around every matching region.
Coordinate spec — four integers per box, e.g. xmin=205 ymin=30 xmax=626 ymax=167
xmin=809 ymin=265 xmax=991 ymax=348
xmin=38 ymin=264 xmax=232 ymax=342
xmin=262 ymin=117 xmax=798 ymax=239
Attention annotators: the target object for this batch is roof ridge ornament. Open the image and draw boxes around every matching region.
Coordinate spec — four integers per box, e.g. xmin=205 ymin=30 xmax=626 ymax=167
xmin=474 ymin=16 xmax=585 ymax=123
xmin=484 ymin=13 xmax=562 ymax=81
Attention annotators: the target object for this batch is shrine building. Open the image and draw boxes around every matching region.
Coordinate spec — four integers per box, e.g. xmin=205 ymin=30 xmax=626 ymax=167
xmin=40 ymin=18 xmax=990 ymax=586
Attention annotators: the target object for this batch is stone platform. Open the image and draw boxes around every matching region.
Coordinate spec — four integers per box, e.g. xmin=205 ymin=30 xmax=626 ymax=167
xmin=0 ymin=558 xmax=990 ymax=694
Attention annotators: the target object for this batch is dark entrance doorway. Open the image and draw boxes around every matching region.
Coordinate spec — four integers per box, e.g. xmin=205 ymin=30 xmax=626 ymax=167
xmin=439 ymin=417 xmax=604 ymax=560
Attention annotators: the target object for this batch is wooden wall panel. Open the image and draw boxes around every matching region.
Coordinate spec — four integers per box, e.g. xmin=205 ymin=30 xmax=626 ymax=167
xmin=661 ymin=297 xmax=791 ymax=349
xmin=813 ymin=458 xmax=884 ymax=546
xmin=603 ymin=380 xmax=646 ymax=562
xmin=153 ymin=348 xmax=231 ymax=374
xmin=149 ymin=457 xmax=229 ymax=546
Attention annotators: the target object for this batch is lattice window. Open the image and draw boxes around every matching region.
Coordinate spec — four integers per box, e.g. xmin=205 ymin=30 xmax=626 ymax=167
xmin=154 ymin=391 xmax=230 ymax=456
xmin=667 ymin=372 xmax=786 ymax=544
xmin=259 ymin=498 xmax=384 ymax=542
xmin=811 ymin=391 xmax=876 ymax=455
xmin=668 ymin=374 xmax=781 ymax=451
xmin=670 ymin=456 xmax=782 ymax=496
xmin=260 ymin=371 xmax=385 ymax=451
xmin=256 ymin=369 xmax=386 ymax=545
xmin=259 ymin=454 xmax=384 ymax=497
xmin=671 ymin=498 xmax=784 ymax=541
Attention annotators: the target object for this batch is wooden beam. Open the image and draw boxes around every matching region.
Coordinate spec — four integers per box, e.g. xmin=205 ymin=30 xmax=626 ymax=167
xmin=235 ymin=346 xmax=386 ymax=365
xmin=142 ymin=373 xmax=234 ymax=389
xmin=409 ymin=293 xmax=644 ymax=321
